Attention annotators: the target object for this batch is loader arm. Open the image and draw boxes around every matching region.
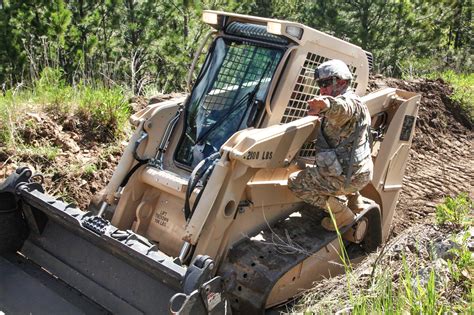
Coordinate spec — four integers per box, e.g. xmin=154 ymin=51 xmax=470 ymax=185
xmin=183 ymin=116 xmax=318 ymax=249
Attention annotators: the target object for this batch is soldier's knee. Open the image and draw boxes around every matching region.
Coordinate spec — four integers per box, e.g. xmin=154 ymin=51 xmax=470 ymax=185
xmin=287 ymin=170 xmax=302 ymax=189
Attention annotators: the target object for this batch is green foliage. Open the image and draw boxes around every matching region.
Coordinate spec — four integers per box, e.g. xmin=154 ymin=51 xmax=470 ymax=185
xmin=82 ymin=163 xmax=98 ymax=176
xmin=0 ymin=86 xmax=33 ymax=146
xmin=431 ymin=71 xmax=473 ymax=121
xmin=34 ymin=67 xmax=73 ymax=115
xmin=0 ymin=91 xmax=15 ymax=145
xmin=77 ymin=85 xmax=130 ymax=139
xmin=1 ymin=0 xmax=469 ymax=93
xmin=345 ymin=259 xmax=450 ymax=314
xmin=446 ymin=231 xmax=474 ymax=287
xmin=0 ymin=67 xmax=131 ymax=152
xmin=16 ymin=144 xmax=61 ymax=161
xmin=435 ymin=193 xmax=473 ymax=228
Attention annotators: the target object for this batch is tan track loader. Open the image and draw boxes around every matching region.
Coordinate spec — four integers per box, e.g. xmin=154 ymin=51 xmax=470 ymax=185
xmin=0 ymin=11 xmax=420 ymax=314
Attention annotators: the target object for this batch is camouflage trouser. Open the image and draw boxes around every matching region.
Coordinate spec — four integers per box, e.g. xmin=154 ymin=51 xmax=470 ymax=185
xmin=288 ymin=165 xmax=372 ymax=209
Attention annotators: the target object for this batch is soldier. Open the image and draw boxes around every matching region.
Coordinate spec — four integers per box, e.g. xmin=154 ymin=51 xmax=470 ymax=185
xmin=288 ymin=59 xmax=373 ymax=231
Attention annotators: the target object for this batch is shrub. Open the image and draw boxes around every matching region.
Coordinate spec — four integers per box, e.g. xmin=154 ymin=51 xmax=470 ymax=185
xmin=34 ymin=67 xmax=73 ymax=115
xmin=435 ymin=193 xmax=472 ymax=228
xmin=77 ymin=85 xmax=130 ymax=140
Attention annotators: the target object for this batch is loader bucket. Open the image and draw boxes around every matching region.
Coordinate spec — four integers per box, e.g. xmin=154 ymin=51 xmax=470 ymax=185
xmin=0 ymin=168 xmax=227 ymax=315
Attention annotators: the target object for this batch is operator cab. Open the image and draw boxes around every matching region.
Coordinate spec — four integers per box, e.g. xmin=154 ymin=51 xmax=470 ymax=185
xmin=175 ymin=22 xmax=289 ymax=169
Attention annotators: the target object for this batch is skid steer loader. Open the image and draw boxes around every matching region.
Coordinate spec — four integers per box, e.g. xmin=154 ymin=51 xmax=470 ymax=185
xmin=0 ymin=11 xmax=420 ymax=314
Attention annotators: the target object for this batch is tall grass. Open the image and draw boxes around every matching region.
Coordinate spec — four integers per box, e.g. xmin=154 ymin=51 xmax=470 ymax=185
xmin=77 ymin=85 xmax=130 ymax=139
xmin=299 ymin=194 xmax=473 ymax=314
xmin=0 ymin=67 xmax=131 ymax=149
xmin=427 ymin=70 xmax=474 ymax=122
xmin=34 ymin=67 xmax=74 ymax=113
xmin=328 ymin=213 xmax=444 ymax=314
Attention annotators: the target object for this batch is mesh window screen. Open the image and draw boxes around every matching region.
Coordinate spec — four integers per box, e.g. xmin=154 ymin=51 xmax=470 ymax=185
xmin=202 ymin=42 xmax=279 ymax=113
xmin=280 ymin=52 xmax=358 ymax=159
xmin=175 ymin=37 xmax=284 ymax=168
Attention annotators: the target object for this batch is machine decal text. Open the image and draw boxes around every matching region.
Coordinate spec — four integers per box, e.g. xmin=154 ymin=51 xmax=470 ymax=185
xmin=244 ymin=151 xmax=273 ymax=160
xmin=154 ymin=210 xmax=169 ymax=227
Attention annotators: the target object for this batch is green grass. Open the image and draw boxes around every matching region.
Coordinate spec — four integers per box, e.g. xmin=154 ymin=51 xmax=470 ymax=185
xmin=348 ymin=263 xmax=443 ymax=314
xmin=15 ymin=144 xmax=61 ymax=161
xmin=77 ymin=84 xmax=130 ymax=139
xmin=0 ymin=67 xmax=131 ymax=151
xmin=435 ymin=193 xmax=473 ymax=228
xmin=34 ymin=67 xmax=74 ymax=115
xmin=298 ymin=194 xmax=473 ymax=314
xmin=83 ymin=163 xmax=98 ymax=176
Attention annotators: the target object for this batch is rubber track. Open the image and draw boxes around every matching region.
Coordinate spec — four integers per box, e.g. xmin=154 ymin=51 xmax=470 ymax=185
xmin=218 ymin=207 xmax=330 ymax=313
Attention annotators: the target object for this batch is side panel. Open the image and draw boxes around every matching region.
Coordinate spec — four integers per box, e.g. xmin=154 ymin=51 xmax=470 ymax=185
xmin=364 ymin=90 xmax=421 ymax=240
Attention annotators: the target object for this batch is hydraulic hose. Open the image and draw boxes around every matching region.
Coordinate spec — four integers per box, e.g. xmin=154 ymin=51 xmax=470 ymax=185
xmin=184 ymin=152 xmax=220 ymax=221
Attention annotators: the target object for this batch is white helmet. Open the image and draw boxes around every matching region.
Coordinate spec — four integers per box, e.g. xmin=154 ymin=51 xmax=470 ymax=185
xmin=315 ymin=59 xmax=353 ymax=81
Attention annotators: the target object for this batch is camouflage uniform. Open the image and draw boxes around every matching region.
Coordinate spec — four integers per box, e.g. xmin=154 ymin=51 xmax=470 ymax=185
xmin=288 ymin=91 xmax=373 ymax=208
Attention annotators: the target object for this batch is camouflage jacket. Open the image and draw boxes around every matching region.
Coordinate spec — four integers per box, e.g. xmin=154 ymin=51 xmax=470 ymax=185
xmin=314 ymin=90 xmax=372 ymax=177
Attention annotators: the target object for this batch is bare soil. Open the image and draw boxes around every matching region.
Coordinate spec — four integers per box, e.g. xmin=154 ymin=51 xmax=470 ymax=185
xmin=0 ymin=112 xmax=122 ymax=208
xmin=370 ymin=76 xmax=473 ymax=235
xmin=0 ymin=77 xmax=471 ymax=311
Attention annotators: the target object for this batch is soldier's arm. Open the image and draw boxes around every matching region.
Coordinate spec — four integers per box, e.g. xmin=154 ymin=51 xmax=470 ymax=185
xmin=319 ymin=95 xmax=355 ymax=126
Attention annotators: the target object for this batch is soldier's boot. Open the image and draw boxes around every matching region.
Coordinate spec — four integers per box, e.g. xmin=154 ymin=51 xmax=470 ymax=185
xmin=321 ymin=196 xmax=355 ymax=232
xmin=347 ymin=192 xmax=365 ymax=213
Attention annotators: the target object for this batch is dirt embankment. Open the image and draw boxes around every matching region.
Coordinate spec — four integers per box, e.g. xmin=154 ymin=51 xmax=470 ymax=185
xmin=0 ymin=78 xmax=471 ymax=221
xmin=370 ymin=76 xmax=472 ymax=235
xmin=0 ymin=94 xmax=180 ymax=209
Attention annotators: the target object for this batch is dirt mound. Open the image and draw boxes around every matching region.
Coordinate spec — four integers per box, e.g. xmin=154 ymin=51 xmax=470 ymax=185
xmin=369 ymin=76 xmax=473 ymax=235
xmin=372 ymin=76 xmax=472 ymax=151
xmin=0 ymin=80 xmax=471 ymax=220
xmin=1 ymin=112 xmax=123 ymax=209
xmin=19 ymin=112 xmax=81 ymax=153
